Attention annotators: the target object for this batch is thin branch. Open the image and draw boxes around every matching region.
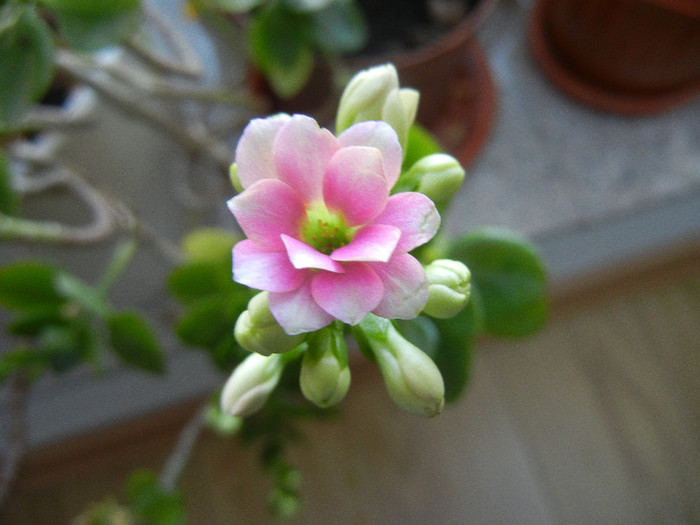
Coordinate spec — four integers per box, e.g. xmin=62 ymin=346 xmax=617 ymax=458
xmin=125 ymin=2 xmax=203 ymax=79
xmin=56 ymin=50 xmax=233 ymax=173
xmin=159 ymin=402 xmax=209 ymax=493
xmin=0 ymin=374 xmax=29 ymax=507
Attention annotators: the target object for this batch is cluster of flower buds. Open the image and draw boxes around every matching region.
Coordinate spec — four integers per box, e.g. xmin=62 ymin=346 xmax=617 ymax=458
xmin=220 ymin=63 xmax=472 ymax=419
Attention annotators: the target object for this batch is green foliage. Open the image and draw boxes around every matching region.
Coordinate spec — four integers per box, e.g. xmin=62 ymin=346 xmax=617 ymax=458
xmin=38 ymin=0 xmax=142 ymax=51
xmin=126 ymin=470 xmax=186 ymax=525
xmin=0 ymin=4 xmax=55 ymax=130
xmin=401 ymin=123 xmax=444 ymax=176
xmin=0 ymin=261 xmax=65 ymax=310
xmin=449 ymin=228 xmax=549 ymax=338
xmin=107 ymin=311 xmax=165 ymax=374
xmin=168 ymin=228 xmax=250 ymax=371
xmin=431 ymin=294 xmax=483 ymax=402
xmin=249 ymin=1 xmax=315 ymax=99
xmin=0 ymin=251 xmax=165 ymax=384
xmin=0 ymin=149 xmax=19 ymax=215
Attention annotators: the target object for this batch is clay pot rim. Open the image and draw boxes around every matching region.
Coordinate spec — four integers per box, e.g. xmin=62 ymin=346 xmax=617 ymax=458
xmin=528 ymin=0 xmax=700 ymax=115
xmin=346 ymin=0 xmax=500 ymax=70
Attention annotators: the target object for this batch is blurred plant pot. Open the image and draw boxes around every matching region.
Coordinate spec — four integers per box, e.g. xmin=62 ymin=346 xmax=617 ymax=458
xmin=252 ymin=0 xmax=499 ymax=167
xmin=529 ymin=0 xmax=700 ymax=114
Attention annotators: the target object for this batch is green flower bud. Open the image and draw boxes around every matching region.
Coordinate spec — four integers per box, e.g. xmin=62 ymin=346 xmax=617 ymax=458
xmin=360 ymin=317 xmax=444 ymax=417
xmin=300 ymin=326 xmax=351 ymax=408
xmin=336 ymin=64 xmax=419 ymax=151
xmin=229 ymin=163 xmax=243 ymax=193
xmin=423 ymin=259 xmax=471 ymax=319
xmin=220 ymin=352 xmax=284 ymax=417
xmin=408 ymin=153 xmax=465 ymax=205
xmin=235 ymin=292 xmax=306 ymax=355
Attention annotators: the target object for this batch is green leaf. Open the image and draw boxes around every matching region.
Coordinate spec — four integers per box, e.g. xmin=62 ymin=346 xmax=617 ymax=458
xmin=0 ymin=149 xmax=19 ymax=215
xmin=175 ymin=293 xmax=247 ymax=351
xmin=0 ymin=261 xmax=64 ymax=310
xmin=0 ymin=347 xmax=48 ymax=383
xmin=38 ymin=321 xmax=96 ymax=372
xmin=449 ymin=228 xmax=549 ymax=338
xmin=107 ymin=311 xmax=165 ymax=373
xmin=126 ymin=469 xmax=186 ymax=525
xmin=401 ymin=124 xmax=444 ymax=173
xmin=40 ymin=0 xmax=141 ymax=50
xmin=310 ymin=0 xmax=367 ymax=54
xmin=7 ymin=305 xmax=66 ymax=336
xmin=432 ymin=292 xmax=483 ymax=402
xmin=168 ymin=261 xmax=234 ymax=305
xmin=249 ymin=2 xmax=315 ymax=98
xmin=181 ymin=228 xmax=240 ymax=264
xmin=0 ymin=4 xmax=55 ymax=129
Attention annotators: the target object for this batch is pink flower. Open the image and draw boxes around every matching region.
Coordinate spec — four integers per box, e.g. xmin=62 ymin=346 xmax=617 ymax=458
xmin=228 ymin=114 xmax=440 ymax=335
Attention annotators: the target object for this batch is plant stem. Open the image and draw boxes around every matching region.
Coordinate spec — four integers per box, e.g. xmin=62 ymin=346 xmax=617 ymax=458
xmin=56 ymin=50 xmax=235 ymax=174
xmin=159 ymin=402 xmax=209 ymax=493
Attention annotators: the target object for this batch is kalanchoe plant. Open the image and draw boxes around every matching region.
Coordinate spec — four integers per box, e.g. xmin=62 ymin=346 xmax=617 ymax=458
xmin=219 ymin=63 xmax=549 ymax=420
xmin=188 ymin=0 xmax=369 ymax=98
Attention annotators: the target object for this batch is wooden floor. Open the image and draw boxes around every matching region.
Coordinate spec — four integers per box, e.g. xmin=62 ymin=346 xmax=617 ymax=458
xmin=3 ymin=255 xmax=699 ymax=524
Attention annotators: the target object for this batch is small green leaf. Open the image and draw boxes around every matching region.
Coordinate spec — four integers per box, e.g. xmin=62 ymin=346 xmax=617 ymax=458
xmin=168 ymin=261 xmax=234 ymax=305
xmin=249 ymin=2 xmax=315 ymax=98
xmin=401 ymin=124 xmax=444 ymax=174
xmin=0 ymin=347 xmax=48 ymax=383
xmin=126 ymin=469 xmax=186 ymax=525
xmin=7 ymin=306 xmax=66 ymax=337
xmin=39 ymin=321 xmax=96 ymax=372
xmin=449 ymin=228 xmax=549 ymax=338
xmin=181 ymin=228 xmax=240 ymax=263
xmin=175 ymin=293 xmax=247 ymax=351
xmin=432 ymin=292 xmax=483 ymax=403
xmin=40 ymin=0 xmax=142 ymax=50
xmin=0 ymin=149 xmax=19 ymax=215
xmin=310 ymin=0 xmax=367 ymax=54
xmin=0 ymin=4 xmax=55 ymax=129
xmin=107 ymin=311 xmax=164 ymax=373
xmin=0 ymin=261 xmax=64 ymax=310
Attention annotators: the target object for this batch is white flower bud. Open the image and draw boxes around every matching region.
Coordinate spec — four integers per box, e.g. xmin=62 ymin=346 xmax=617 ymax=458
xmin=423 ymin=259 xmax=471 ymax=319
xmin=335 ymin=64 xmax=419 ymax=151
xmin=363 ymin=319 xmax=444 ymax=417
xmin=381 ymin=86 xmax=420 ymax=151
xmin=220 ymin=353 xmax=284 ymax=417
xmin=300 ymin=327 xmax=351 ymax=408
xmin=235 ymin=292 xmax=306 ymax=355
xmin=336 ymin=64 xmax=399 ymax=133
xmin=409 ymin=153 xmax=465 ymax=205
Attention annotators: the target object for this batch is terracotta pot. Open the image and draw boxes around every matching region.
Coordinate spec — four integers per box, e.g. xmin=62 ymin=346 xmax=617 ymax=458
xmin=252 ymin=0 xmax=499 ymax=166
xmin=529 ymin=0 xmax=700 ymax=114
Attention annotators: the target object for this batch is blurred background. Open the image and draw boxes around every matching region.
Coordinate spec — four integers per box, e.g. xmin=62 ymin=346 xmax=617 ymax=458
xmin=1 ymin=0 xmax=699 ymax=523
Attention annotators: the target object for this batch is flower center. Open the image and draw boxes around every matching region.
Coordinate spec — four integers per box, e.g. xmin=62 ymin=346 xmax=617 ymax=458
xmin=300 ymin=204 xmax=354 ymax=255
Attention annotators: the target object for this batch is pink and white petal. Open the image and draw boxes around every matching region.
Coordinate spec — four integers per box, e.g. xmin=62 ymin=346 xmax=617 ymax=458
xmin=331 ymin=224 xmax=401 ymax=263
xmin=227 ymin=179 xmax=305 ymax=251
xmin=337 ymin=121 xmax=402 ymax=189
xmin=273 ymin=115 xmax=338 ymax=202
xmin=268 ymin=280 xmax=335 ymax=335
xmin=370 ymin=253 xmax=429 ymax=319
xmin=324 ymin=146 xmax=389 ymax=226
xmin=281 ymin=234 xmax=344 ymax=273
xmin=372 ymin=192 xmax=440 ymax=252
xmin=233 ymin=240 xmax=304 ymax=292
xmin=235 ymin=115 xmax=291 ymax=188
xmin=311 ymin=263 xmax=383 ymax=325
